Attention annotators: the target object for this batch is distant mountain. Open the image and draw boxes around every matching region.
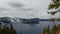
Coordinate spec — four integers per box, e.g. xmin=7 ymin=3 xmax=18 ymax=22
xmin=39 ymin=19 xmax=51 ymax=21
xmin=0 ymin=17 xmax=11 ymax=23
xmin=0 ymin=17 xmax=58 ymax=24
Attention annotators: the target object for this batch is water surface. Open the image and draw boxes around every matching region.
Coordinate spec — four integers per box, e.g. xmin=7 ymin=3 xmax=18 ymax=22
xmin=12 ymin=21 xmax=60 ymax=34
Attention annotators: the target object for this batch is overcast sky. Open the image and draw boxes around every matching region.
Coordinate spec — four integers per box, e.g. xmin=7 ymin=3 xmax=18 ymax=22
xmin=0 ymin=0 xmax=59 ymax=19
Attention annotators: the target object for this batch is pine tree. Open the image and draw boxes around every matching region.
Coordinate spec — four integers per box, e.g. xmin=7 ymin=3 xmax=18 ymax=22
xmin=48 ymin=0 xmax=60 ymax=10
xmin=47 ymin=0 xmax=60 ymax=16
xmin=47 ymin=0 xmax=60 ymax=25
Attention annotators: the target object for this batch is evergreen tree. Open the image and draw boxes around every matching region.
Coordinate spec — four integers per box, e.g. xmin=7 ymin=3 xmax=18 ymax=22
xmin=47 ymin=0 xmax=60 ymax=16
xmin=48 ymin=0 xmax=60 ymax=10
xmin=47 ymin=0 xmax=60 ymax=25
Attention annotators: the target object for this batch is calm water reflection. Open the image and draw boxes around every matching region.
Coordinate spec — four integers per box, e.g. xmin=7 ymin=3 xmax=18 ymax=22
xmin=0 ymin=21 xmax=60 ymax=34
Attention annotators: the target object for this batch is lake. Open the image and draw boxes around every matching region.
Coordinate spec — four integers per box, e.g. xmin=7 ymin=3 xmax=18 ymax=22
xmin=0 ymin=21 xmax=60 ymax=34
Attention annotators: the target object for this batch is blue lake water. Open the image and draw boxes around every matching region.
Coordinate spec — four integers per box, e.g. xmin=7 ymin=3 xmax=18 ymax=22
xmin=12 ymin=21 xmax=60 ymax=34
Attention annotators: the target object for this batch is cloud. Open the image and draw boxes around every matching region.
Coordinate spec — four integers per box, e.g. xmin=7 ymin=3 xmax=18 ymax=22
xmin=0 ymin=0 xmax=52 ymax=19
xmin=18 ymin=8 xmax=32 ymax=11
xmin=8 ymin=1 xmax=25 ymax=8
xmin=0 ymin=7 xmax=9 ymax=11
xmin=8 ymin=1 xmax=32 ymax=11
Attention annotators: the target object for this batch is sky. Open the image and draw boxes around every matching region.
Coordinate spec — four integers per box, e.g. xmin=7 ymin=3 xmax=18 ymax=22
xmin=0 ymin=0 xmax=59 ymax=19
